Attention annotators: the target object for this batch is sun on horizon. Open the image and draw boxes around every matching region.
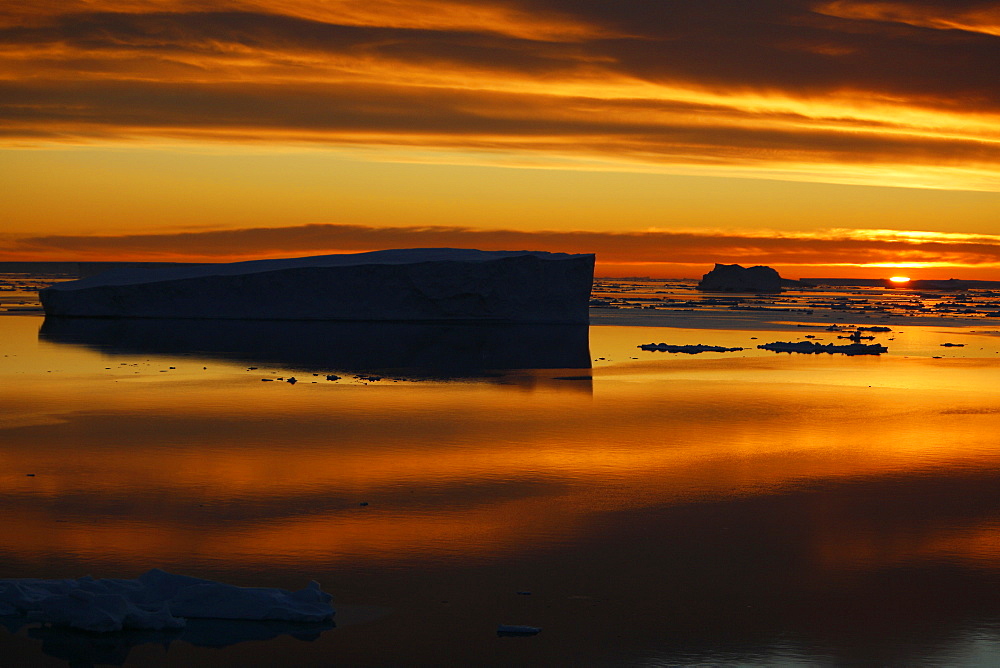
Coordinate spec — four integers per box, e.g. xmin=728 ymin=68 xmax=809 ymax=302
xmin=889 ymin=276 xmax=911 ymax=283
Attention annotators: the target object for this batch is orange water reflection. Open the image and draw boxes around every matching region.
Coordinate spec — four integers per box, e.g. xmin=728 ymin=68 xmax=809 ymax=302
xmin=3 ymin=315 xmax=1000 ymax=577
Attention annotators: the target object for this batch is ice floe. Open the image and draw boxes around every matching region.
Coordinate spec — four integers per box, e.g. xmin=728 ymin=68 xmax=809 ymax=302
xmin=758 ymin=341 xmax=887 ymax=355
xmin=0 ymin=569 xmax=333 ymax=633
xmin=638 ymin=343 xmax=744 ymax=353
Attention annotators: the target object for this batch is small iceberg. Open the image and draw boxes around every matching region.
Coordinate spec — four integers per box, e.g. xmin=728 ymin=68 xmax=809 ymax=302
xmin=497 ymin=624 xmax=541 ymax=636
xmin=638 ymin=343 xmax=744 ymax=354
xmin=0 ymin=569 xmax=333 ymax=633
xmin=757 ymin=341 xmax=887 ymax=355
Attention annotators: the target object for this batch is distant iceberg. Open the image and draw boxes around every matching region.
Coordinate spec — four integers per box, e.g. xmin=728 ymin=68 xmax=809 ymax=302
xmin=697 ymin=263 xmax=783 ymax=293
xmin=0 ymin=569 xmax=333 ymax=633
xmin=40 ymin=248 xmax=595 ymax=324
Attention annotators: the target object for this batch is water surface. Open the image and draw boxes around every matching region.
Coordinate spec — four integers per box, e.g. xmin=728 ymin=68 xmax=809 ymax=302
xmin=4 ymin=312 xmax=1000 ymax=666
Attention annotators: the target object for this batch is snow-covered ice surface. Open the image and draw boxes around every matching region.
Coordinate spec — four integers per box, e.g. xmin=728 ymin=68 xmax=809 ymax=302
xmin=0 ymin=569 xmax=333 ymax=633
xmin=40 ymin=249 xmax=595 ymax=323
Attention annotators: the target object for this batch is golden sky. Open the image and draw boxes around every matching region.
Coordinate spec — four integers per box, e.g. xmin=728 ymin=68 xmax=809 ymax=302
xmin=3 ymin=0 xmax=1000 ymax=277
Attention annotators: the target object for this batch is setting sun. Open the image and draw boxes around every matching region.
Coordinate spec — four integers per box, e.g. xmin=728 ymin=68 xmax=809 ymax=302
xmin=889 ymin=276 xmax=911 ymax=283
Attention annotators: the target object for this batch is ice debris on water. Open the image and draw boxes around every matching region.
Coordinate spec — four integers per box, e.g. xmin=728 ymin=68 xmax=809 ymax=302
xmin=497 ymin=624 xmax=541 ymax=636
xmin=758 ymin=341 xmax=887 ymax=355
xmin=0 ymin=569 xmax=333 ymax=633
xmin=638 ymin=343 xmax=744 ymax=354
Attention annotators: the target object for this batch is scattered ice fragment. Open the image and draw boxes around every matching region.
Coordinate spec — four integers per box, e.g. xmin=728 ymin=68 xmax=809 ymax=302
xmin=638 ymin=343 xmax=744 ymax=354
xmin=941 ymin=343 xmax=965 ymax=347
xmin=758 ymin=341 xmax=887 ymax=355
xmin=498 ymin=624 xmax=541 ymax=636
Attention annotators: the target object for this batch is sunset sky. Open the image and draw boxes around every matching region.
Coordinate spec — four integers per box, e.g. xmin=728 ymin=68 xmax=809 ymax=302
xmin=3 ymin=0 xmax=1000 ymax=278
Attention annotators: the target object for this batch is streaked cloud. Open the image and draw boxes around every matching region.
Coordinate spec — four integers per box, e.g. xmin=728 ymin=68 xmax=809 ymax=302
xmin=9 ymin=223 xmax=1000 ymax=274
xmin=2 ymin=1 xmax=1000 ymax=190
xmin=815 ymin=1 xmax=1000 ymax=38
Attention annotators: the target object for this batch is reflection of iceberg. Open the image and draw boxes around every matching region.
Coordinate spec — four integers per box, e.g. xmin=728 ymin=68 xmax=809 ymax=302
xmin=39 ymin=317 xmax=592 ymax=377
xmin=39 ymin=248 xmax=595 ymax=324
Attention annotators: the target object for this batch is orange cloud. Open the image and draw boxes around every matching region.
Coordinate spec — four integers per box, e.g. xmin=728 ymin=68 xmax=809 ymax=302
xmin=7 ymin=223 xmax=1000 ymax=276
xmin=815 ymin=1 xmax=1000 ymax=37
xmin=2 ymin=1 xmax=1000 ymax=190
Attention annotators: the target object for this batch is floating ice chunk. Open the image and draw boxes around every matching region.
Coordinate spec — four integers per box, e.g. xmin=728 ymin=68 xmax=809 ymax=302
xmin=0 ymin=569 xmax=333 ymax=633
xmin=638 ymin=343 xmax=744 ymax=353
xmin=168 ymin=581 xmax=332 ymax=622
xmin=758 ymin=341 xmax=887 ymax=355
xmin=497 ymin=624 xmax=541 ymax=636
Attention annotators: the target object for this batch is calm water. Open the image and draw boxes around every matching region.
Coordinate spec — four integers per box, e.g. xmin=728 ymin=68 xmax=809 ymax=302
xmin=4 ymin=312 xmax=1000 ymax=666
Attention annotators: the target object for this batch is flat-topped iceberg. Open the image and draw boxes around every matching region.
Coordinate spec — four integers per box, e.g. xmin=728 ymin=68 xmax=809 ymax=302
xmin=0 ymin=569 xmax=333 ymax=633
xmin=40 ymin=248 xmax=595 ymax=324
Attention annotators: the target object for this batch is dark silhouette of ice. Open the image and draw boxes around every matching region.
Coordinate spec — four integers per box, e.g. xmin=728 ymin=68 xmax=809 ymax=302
xmin=638 ymin=343 xmax=744 ymax=353
xmin=497 ymin=624 xmax=541 ymax=636
xmin=758 ymin=341 xmax=887 ymax=355
xmin=39 ymin=248 xmax=595 ymax=324
xmin=697 ymin=263 xmax=782 ymax=293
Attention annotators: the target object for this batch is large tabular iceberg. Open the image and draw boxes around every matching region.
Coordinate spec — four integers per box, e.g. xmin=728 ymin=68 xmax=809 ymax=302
xmin=40 ymin=248 xmax=595 ymax=324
